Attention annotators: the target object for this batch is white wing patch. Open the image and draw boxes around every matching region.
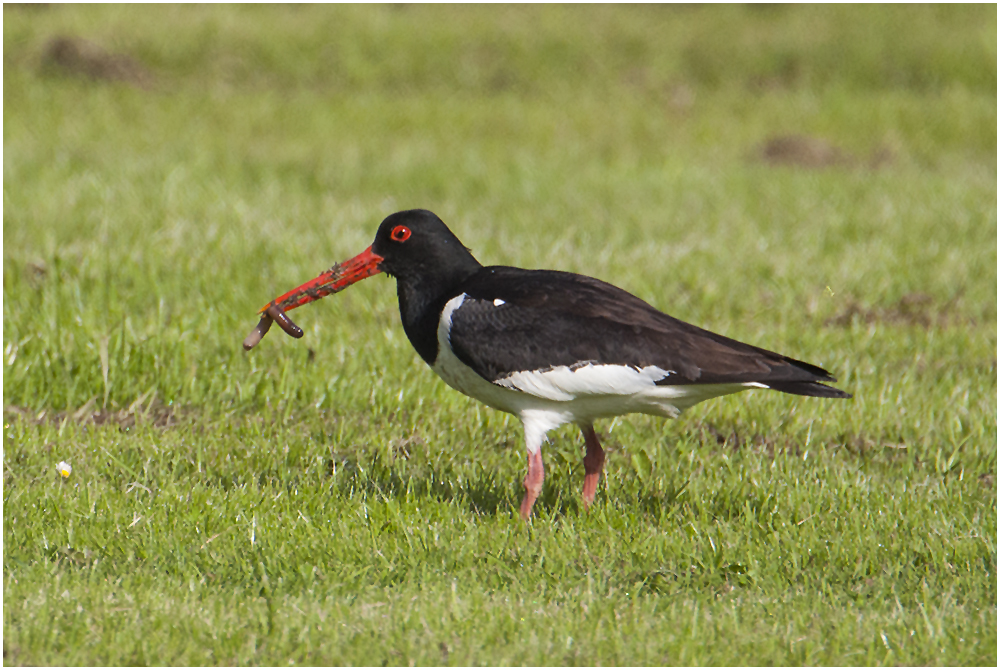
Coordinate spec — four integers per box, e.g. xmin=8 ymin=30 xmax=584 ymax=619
xmin=495 ymin=363 xmax=675 ymax=402
xmin=439 ymin=292 xmax=467 ymax=331
xmin=493 ymin=298 xmax=506 ymax=306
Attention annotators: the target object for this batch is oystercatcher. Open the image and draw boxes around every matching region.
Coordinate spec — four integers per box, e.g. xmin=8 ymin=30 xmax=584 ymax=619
xmin=246 ymin=209 xmax=851 ymax=519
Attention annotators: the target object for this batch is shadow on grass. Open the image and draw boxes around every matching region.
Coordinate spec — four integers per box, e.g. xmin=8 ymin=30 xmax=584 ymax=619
xmin=331 ymin=450 xmax=697 ymax=524
xmin=335 ymin=453 xmax=602 ymax=521
xmin=331 ymin=450 xmax=519 ymax=517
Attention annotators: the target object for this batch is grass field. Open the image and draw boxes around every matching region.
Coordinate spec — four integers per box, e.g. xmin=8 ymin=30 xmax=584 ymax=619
xmin=3 ymin=4 xmax=997 ymax=665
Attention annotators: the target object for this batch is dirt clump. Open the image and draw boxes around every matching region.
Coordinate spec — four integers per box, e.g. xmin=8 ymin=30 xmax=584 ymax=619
xmin=754 ymin=133 xmax=896 ymax=170
xmin=41 ymin=35 xmax=153 ymax=88
xmin=756 ymin=134 xmax=849 ymax=168
xmin=826 ymin=292 xmax=967 ymax=329
xmin=4 ymin=398 xmax=176 ymax=429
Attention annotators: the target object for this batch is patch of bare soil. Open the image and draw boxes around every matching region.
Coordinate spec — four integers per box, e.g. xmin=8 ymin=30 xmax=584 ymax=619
xmin=41 ymin=35 xmax=153 ymax=88
xmin=757 ymin=134 xmax=848 ymax=168
xmin=699 ymin=423 xmax=808 ymax=459
xmin=4 ymin=397 xmax=177 ymax=429
xmin=754 ymin=134 xmax=894 ymax=170
xmin=698 ymin=422 xmax=913 ymax=460
xmin=826 ymin=292 xmax=968 ymax=329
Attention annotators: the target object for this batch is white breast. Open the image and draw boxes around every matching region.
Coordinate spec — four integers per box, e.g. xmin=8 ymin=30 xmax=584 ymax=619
xmin=431 ymin=294 xmax=522 ymax=413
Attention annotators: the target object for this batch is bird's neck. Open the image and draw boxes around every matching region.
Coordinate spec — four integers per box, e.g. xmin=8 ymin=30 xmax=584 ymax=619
xmin=395 ymin=260 xmax=481 ymax=365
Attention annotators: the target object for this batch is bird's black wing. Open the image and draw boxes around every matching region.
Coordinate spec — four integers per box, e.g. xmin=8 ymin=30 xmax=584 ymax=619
xmin=448 ymin=266 xmax=850 ymax=398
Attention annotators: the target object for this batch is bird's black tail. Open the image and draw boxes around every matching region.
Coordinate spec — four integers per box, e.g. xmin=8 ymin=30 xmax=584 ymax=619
xmin=766 ymin=380 xmax=852 ymax=399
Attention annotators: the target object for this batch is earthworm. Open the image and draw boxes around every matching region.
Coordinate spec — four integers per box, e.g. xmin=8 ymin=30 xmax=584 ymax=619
xmin=242 ymin=313 xmax=273 ymax=351
xmin=267 ymin=303 xmax=303 ymax=338
xmin=242 ymin=304 xmax=303 ymax=351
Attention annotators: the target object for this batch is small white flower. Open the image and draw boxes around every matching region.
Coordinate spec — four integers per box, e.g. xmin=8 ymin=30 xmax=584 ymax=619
xmin=56 ymin=461 xmax=72 ymax=478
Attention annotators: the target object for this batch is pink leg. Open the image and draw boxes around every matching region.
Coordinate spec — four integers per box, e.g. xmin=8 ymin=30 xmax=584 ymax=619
xmin=581 ymin=425 xmax=605 ymax=508
xmin=519 ymin=449 xmax=545 ymax=520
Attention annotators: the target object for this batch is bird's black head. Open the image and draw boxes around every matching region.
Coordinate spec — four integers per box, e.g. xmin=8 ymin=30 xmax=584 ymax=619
xmin=246 ymin=210 xmax=483 ymax=353
xmin=371 ymin=209 xmax=482 ymax=284
xmin=371 ymin=210 xmax=483 ymax=349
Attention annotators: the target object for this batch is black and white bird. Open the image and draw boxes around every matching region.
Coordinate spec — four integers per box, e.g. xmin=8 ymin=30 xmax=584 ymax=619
xmin=249 ymin=209 xmax=851 ymax=519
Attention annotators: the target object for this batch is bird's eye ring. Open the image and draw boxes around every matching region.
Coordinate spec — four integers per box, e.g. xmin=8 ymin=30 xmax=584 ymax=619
xmin=390 ymin=225 xmax=412 ymax=242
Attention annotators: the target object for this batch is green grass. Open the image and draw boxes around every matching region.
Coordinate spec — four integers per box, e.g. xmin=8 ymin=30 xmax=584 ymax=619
xmin=3 ymin=4 xmax=996 ymax=665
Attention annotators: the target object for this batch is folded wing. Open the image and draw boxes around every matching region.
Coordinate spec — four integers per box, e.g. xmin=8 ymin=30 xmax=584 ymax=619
xmin=448 ymin=267 xmax=850 ymax=399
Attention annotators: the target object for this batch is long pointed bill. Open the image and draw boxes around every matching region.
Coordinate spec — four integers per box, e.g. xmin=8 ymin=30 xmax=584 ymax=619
xmin=243 ymin=246 xmax=383 ymax=351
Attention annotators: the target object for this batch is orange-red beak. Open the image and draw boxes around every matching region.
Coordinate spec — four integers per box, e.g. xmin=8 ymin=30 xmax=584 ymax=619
xmin=243 ymin=246 xmax=383 ymax=351
xmin=262 ymin=246 xmax=384 ymax=313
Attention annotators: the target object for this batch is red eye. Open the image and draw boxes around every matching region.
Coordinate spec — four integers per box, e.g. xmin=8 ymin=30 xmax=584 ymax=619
xmin=390 ymin=225 xmax=412 ymax=242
